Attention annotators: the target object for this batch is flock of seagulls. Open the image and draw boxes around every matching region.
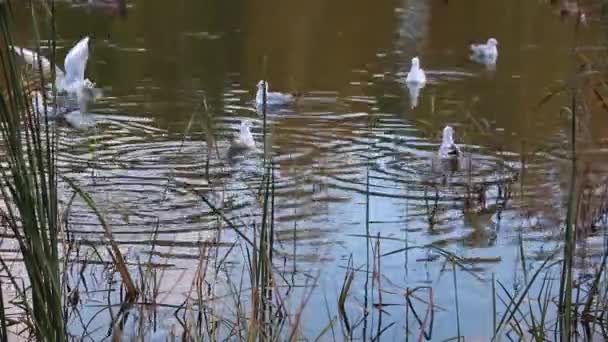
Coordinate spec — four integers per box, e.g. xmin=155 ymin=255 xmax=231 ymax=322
xmin=401 ymin=37 xmax=499 ymax=163
xmin=12 ymin=35 xmax=499 ymax=168
xmin=405 ymin=37 xmax=499 ymax=109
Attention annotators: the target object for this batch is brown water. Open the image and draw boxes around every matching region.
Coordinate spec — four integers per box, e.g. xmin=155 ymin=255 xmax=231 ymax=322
xmin=7 ymin=0 xmax=608 ymax=340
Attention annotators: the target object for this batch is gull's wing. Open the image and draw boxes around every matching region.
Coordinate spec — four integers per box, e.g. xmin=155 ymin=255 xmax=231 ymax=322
xmin=11 ymin=46 xmax=50 ymax=71
xmin=469 ymin=43 xmax=482 ymax=54
xmin=63 ymin=36 xmax=90 ymax=84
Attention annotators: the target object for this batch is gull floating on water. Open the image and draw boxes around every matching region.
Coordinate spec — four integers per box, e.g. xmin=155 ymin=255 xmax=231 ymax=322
xmin=431 ymin=126 xmax=462 ymax=181
xmin=439 ymin=126 xmax=461 ymax=159
xmin=12 ymin=36 xmax=101 ymax=111
xmin=470 ymin=38 xmax=498 ymax=67
xmin=405 ymin=57 xmax=426 ymax=108
xmin=256 ymin=80 xmax=294 ymax=107
xmin=405 ymin=56 xmax=426 ymax=84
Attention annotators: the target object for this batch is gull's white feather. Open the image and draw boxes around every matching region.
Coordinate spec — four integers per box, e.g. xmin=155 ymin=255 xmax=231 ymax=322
xmin=233 ymin=121 xmax=255 ymax=149
xmin=11 ymin=46 xmax=59 ymax=76
xmin=60 ymin=37 xmax=90 ymax=93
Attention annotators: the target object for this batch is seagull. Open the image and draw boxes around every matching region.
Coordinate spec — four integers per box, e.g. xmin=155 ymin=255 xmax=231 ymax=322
xmin=405 ymin=57 xmax=426 ymax=108
xmin=12 ymin=36 xmax=100 ymax=112
xmin=231 ymin=120 xmax=255 ymax=150
xmin=470 ymin=38 xmax=498 ymax=62
xmin=405 ymin=56 xmax=426 ymax=84
xmin=255 ymin=80 xmax=295 ymax=107
xmin=431 ymin=126 xmax=462 ymax=182
xmin=438 ymin=126 xmax=461 ymax=159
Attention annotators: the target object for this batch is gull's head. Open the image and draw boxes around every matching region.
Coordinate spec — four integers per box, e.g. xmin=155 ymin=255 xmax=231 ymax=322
xmin=257 ymin=80 xmax=267 ymax=90
xmin=241 ymin=120 xmax=252 ymax=131
xmin=411 ymin=57 xmax=420 ymax=67
xmin=442 ymin=126 xmax=455 ymax=143
xmin=487 ymin=38 xmax=498 ymax=47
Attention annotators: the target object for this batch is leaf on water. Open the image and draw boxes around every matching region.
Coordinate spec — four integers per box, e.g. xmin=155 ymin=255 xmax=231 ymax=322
xmin=417 ymin=119 xmax=433 ymax=129
xmin=576 ymin=51 xmax=592 ymax=68
xmin=534 ymin=84 xmax=566 ymax=111
xmin=592 ymin=88 xmax=608 ymax=112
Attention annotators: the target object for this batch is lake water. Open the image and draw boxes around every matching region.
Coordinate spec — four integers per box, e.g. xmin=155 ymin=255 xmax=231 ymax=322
xmin=7 ymin=0 xmax=608 ymax=340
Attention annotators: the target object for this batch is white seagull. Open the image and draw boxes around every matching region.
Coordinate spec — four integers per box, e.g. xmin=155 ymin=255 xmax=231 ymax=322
xmin=405 ymin=57 xmax=426 ymax=108
xmin=438 ymin=126 xmax=461 ymax=159
xmin=470 ymin=38 xmax=498 ymax=61
xmin=256 ymin=80 xmax=295 ymax=107
xmin=405 ymin=56 xmax=426 ymax=84
xmin=12 ymin=36 xmax=100 ymax=111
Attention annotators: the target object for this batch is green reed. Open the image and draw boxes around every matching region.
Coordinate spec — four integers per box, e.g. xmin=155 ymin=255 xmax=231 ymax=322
xmin=558 ymin=89 xmax=577 ymax=341
xmin=489 ymin=24 xmax=608 ymax=338
xmin=0 ymin=1 xmax=64 ymax=340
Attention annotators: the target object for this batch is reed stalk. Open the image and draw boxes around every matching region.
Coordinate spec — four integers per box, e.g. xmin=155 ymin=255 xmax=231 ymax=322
xmin=0 ymin=1 xmax=64 ymax=339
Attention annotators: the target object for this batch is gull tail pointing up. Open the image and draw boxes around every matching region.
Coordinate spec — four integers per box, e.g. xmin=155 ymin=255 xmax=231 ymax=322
xmin=439 ymin=126 xmax=461 ymax=159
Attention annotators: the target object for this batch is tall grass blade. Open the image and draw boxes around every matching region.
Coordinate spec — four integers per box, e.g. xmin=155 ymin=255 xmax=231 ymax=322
xmin=0 ymin=1 xmax=65 ymax=340
xmin=452 ymin=262 xmax=461 ymax=341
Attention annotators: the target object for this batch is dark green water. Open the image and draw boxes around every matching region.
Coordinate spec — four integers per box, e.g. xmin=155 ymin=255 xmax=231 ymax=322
xmin=7 ymin=0 xmax=608 ymax=339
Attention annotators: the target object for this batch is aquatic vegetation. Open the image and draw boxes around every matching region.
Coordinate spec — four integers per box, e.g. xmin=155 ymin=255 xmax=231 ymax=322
xmin=0 ymin=2 xmax=65 ymax=340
